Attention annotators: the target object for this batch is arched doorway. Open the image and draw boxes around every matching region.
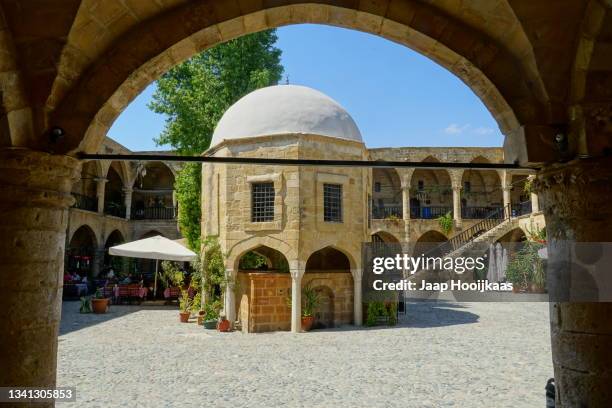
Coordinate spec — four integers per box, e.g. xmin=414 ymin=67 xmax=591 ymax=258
xmin=236 ymin=245 xmax=291 ymax=333
xmin=66 ymin=225 xmax=98 ymax=279
xmin=104 ymin=163 xmax=126 ymax=218
xmin=71 ymin=161 xmax=99 ymax=212
xmin=461 ymin=157 xmax=503 ymax=219
xmin=371 ymin=168 xmax=402 ymax=219
xmin=304 ymin=247 xmax=353 ymax=329
xmin=413 ymin=230 xmax=449 ymax=258
xmin=410 ymin=157 xmax=452 ymax=219
xmin=132 ymin=162 xmax=176 ymax=220
xmin=103 ymin=230 xmax=125 ymax=276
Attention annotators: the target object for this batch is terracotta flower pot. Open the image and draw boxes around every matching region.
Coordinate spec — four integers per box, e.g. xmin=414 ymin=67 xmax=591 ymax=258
xmin=301 ymin=316 xmax=314 ymax=331
xmin=217 ymin=318 xmax=231 ymax=332
xmin=179 ymin=312 xmax=190 ymax=323
xmin=92 ymin=298 xmax=109 ymax=314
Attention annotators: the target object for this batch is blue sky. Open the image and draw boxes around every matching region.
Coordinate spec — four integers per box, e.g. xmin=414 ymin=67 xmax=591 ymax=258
xmin=108 ymin=24 xmax=503 ymax=151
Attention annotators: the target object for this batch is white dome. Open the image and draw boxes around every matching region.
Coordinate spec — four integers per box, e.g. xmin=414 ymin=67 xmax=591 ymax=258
xmin=210 ymin=85 xmax=362 ymax=147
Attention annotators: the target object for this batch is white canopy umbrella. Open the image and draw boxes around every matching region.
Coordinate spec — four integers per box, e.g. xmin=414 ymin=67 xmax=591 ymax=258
xmin=109 ymin=235 xmax=197 ymax=296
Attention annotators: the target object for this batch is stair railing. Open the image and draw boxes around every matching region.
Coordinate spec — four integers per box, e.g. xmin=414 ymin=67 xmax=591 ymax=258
xmin=426 ymin=203 xmax=512 ymax=258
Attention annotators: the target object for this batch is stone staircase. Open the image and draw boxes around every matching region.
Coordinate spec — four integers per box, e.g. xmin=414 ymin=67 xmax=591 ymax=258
xmin=408 ymin=204 xmax=516 ymax=283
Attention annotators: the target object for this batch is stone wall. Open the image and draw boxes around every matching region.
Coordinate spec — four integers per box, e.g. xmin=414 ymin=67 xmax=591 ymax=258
xmin=236 ymin=271 xmax=354 ymax=333
xmin=303 ymin=272 xmax=354 ymax=327
xmin=237 ymin=272 xmax=292 ymax=333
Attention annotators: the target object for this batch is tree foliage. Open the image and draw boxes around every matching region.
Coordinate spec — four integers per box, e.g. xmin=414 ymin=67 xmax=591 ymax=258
xmin=148 ymin=30 xmax=284 ymax=250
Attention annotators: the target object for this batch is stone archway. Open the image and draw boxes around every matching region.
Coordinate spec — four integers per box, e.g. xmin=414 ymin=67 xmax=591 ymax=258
xmin=0 ymin=2 xmax=610 ymax=405
xmin=304 ymin=246 xmax=354 ymax=329
xmin=66 ymin=224 xmax=98 ymax=279
xmin=235 ymin=245 xmax=292 ymax=333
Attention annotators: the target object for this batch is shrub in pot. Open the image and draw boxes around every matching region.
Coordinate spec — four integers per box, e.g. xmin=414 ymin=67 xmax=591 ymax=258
xmin=92 ymin=289 xmax=109 ymax=314
xmin=178 ymin=290 xmax=192 ymax=323
xmin=301 ymin=284 xmax=320 ymax=331
xmin=202 ymin=300 xmax=221 ymax=329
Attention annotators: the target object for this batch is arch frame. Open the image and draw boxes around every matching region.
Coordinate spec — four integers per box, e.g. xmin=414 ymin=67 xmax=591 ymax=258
xmin=42 ymin=2 xmax=551 ymax=155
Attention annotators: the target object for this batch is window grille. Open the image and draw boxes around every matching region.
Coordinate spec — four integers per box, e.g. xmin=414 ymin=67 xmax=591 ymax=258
xmin=251 ymin=182 xmax=275 ymax=222
xmin=323 ymin=183 xmax=342 ymax=222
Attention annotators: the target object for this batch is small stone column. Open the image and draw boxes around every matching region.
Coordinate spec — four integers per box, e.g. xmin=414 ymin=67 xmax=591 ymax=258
xmin=290 ymin=269 xmax=304 ymax=333
xmin=534 ymin=157 xmax=612 ymax=407
xmin=123 ymin=187 xmax=133 ymax=219
xmin=401 ymin=184 xmax=411 ymax=242
xmin=449 ymin=169 xmax=463 ymax=229
xmin=352 ymin=268 xmax=363 ymax=326
xmin=528 ymin=175 xmax=539 ymax=213
xmin=95 ymin=177 xmax=107 ymax=214
xmin=223 ymin=269 xmax=236 ymax=326
xmin=0 ymin=148 xmax=80 ymax=396
xmin=502 ymin=185 xmax=512 ymax=218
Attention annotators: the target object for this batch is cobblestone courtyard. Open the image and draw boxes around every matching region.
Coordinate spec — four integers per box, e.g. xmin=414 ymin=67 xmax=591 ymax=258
xmin=57 ymin=301 xmax=552 ymax=408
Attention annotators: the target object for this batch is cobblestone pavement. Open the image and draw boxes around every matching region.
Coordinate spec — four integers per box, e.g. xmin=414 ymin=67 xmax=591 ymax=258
xmin=57 ymin=301 xmax=552 ymax=408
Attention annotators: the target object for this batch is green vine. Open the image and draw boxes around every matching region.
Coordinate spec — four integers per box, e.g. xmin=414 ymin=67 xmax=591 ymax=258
xmin=437 ymin=211 xmax=453 ymax=235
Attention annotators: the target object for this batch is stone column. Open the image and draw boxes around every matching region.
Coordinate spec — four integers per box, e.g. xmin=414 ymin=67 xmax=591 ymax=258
xmin=450 ymin=170 xmax=463 ymax=229
xmin=95 ymin=177 xmax=107 ymax=214
xmin=290 ymin=269 xmax=304 ymax=333
xmin=223 ymin=269 xmax=236 ymax=327
xmin=0 ymin=148 xmax=80 ymax=397
xmin=502 ymin=185 xmax=512 ymax=218
xmin=528 ymin=175 xmax=539 ymax=213
xmin=123 ymin=187 xmax=133 ymax=219
xmin=534 ymin=157 xmax=612 ymax=407
xmin=352 ymin=268 xmax=363 ymax=326
xmin=401 ymin=184 xmax=411 ymax=242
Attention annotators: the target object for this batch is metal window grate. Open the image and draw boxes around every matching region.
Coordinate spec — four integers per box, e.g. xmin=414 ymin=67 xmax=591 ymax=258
xmin=251 ymin=182 xmax=275 ymax=222
xmin=323 ymin=183 xmax=343 ymax=222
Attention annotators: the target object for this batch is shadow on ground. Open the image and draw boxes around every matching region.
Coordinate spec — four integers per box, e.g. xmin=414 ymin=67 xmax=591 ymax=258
xmin=398 ymin=301 xmax=479 ymax=328
xmin=59 ymin=301 xmax=175 ymax=335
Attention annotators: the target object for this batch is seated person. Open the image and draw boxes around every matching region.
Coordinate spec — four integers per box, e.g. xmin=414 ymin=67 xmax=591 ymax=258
xmin=120 ymin=274 xmax=132 ymax=284
xmin=64 ymin=272 xmax=72 ymax=282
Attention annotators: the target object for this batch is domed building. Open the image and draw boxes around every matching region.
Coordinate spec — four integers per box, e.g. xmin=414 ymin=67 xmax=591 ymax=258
xmin=203 ymin=85 xmax=368 ymax=333
xmin=202 ymin=85 xmax=543 ymax=333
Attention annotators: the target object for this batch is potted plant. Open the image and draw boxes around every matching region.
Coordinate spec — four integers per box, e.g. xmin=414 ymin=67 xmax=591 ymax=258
xmin=202 ymin=300 xmax=221 ymax=329
xmin=91 ymin=288 xmax=109 ymax=314
xmin=217 ymin=313 xmax=231 ymax=332
xmin=178 ymin=290 xmax=192 ymax=323
xmin=301 ymin=284 xmax=320 ymax=331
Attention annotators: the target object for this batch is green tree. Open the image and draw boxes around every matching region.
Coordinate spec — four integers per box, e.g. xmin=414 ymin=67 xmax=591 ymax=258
xmin=149 ymin=30 xmax=283 ymax=250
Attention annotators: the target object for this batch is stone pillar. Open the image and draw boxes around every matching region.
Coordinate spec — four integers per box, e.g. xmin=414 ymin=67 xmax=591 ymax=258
xmin=0 ymin=148 xmax=80 ymax=398
xmin=401 ymin=184 xmax=411 ymax=242
xmin=528 ymin=175 xmax=539 ymax=213
xmin=352 ymin=268 xmax=363 ymax=326
xmin=95 ymin=177 xmax=107 ymax=214
xmin=450 ymin=170 xmax=463 ymax=229
xmin=123 ymin=187 xmax=133 ymax=219
xmin=290 ymin=269 xmax=304 ymax=333
xmin=534 ymin=157 xmax=612 ymax=407
xmin=92 ymin=246 xmax=104 ymax=277
xmin=223 ymin=269 xmax=236 ymax=326
xmin=502 ymin=185 xmax=512 ymax=218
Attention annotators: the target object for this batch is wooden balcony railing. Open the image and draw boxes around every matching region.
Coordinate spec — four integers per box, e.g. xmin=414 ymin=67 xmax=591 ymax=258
xmin=372 ymin=205 xmax=402 ymax=219
xmin=104 ymin=202 xmax=126 ymax=218
xmin=410 ymin=206 xmax=452 ymax=219
xmin=511 ymin=201 xmax=532 ymax=216
xmin=462 ymin=206 xmax=504 ymax=219
xmin=72 ymin=193 xmax=98 ymax=212
xmin=131 ymin=206 xmax=176 ymax=220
